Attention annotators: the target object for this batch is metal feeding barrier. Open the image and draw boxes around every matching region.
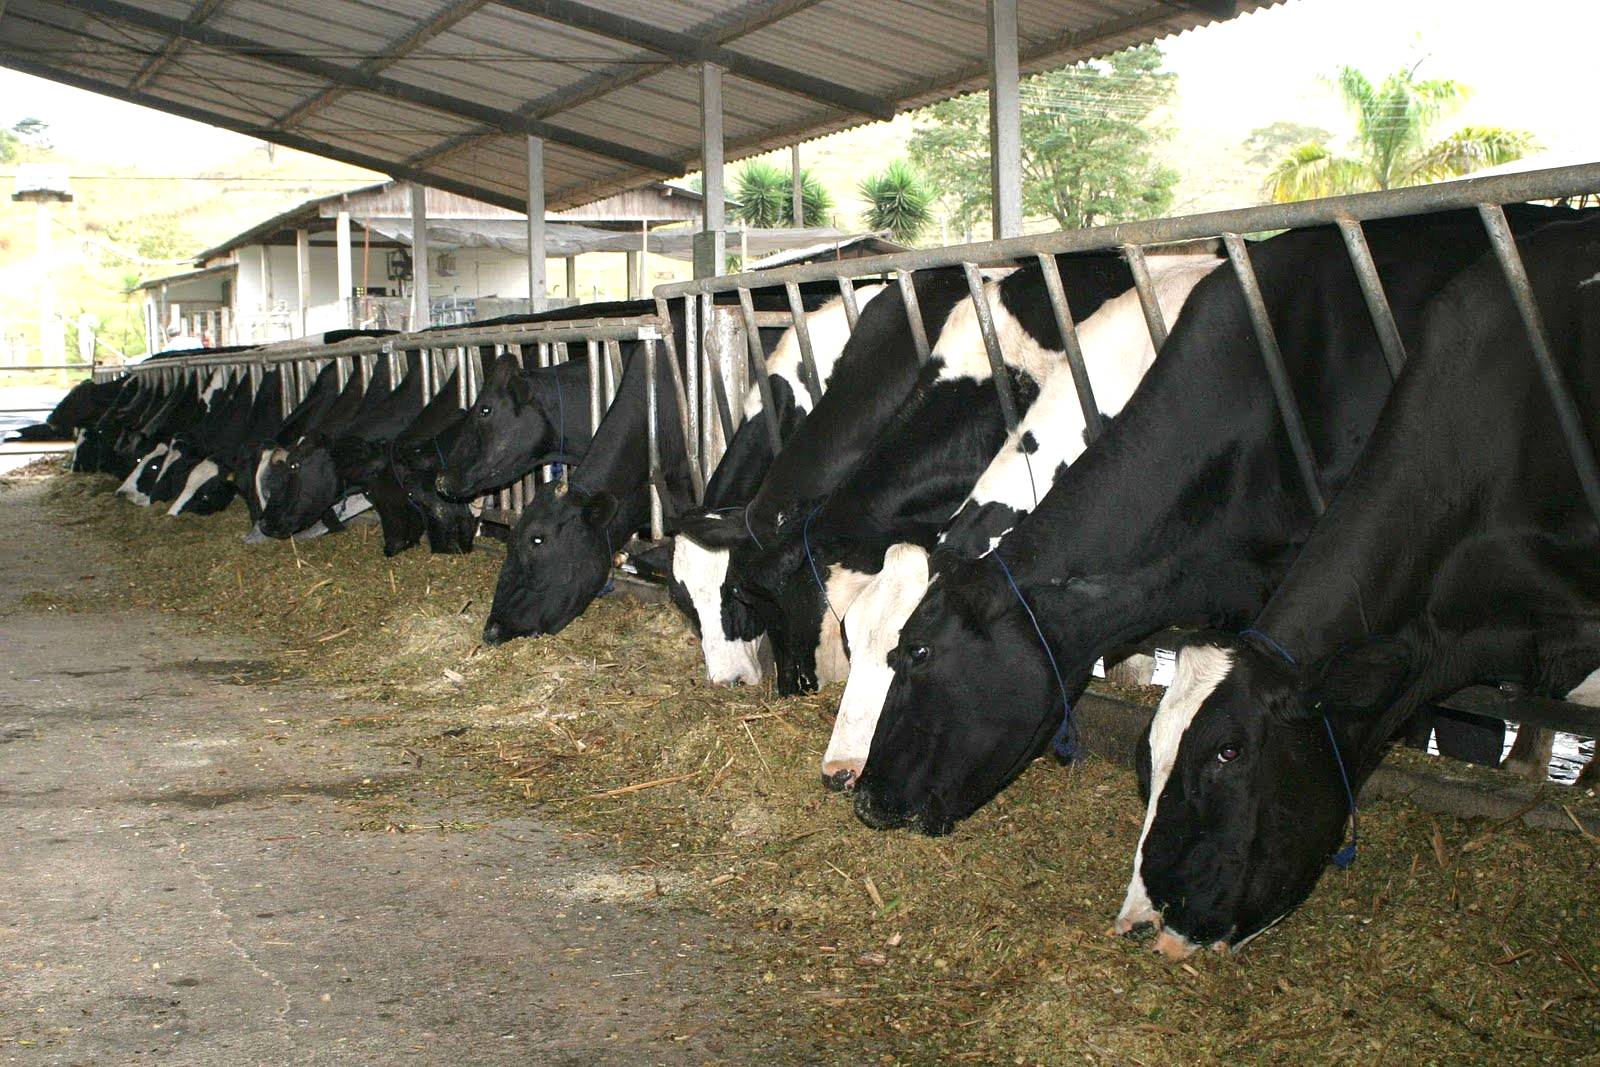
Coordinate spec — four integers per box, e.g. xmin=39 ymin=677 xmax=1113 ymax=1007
xmin=652 ymin=160 xmax=1600 ymax=741
xmin=99 ymin=315 xmax=667 ymax=526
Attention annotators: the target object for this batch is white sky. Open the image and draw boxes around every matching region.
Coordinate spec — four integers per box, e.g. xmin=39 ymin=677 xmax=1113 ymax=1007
xmin=0 ymin=0 xmax=1593 ymax=170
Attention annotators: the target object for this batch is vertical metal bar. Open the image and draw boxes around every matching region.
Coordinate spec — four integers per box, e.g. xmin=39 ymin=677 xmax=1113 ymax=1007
xmin=1122 ymin=243 xmax=1169 ymax=353
xmin=603 ymin=339 xmax=623 ymax=410
xmin=587 ymin=338 xmax=603 ymax=432
xmin=678 ymin=296 xmax=699 ymax=477
xmin=736 ymin=287 xmax=783 ymax=452
xmin=961 ymin=262 xmax=1018 ymax=431
xmin=986 ymin=0 xmax=1022 ymax=240
xmin=652 ymin=299 xmax=704 ymax=503
xmin=336 ymin=355 xmax=349 ymax=392
xmin=1336 ymin=218 xmax=1408 ymax=380
xmin=455 ymin=348 xmax=468 ymax=409
xmin=1223 ymin=232 xmax=1325 ymax=515
xmin=526 ymin=134 xmax=547 ymax=312
xmin=1479 ymin=203 xmax=1600 ymax=523
xmin=836 ymin=277 xmax=860 ymax=329
xmin=645 ymin=338 xmax=665 ymax=540
xmin=1035 ymin=253 xmax=1104 ymax=442
xmin=703 ymin=303 xmax=736 ymax=469
xmin=896 ymin=270 xmax=932 ymax=363
xmin=783 ymin=281 xmax=824 ymax=403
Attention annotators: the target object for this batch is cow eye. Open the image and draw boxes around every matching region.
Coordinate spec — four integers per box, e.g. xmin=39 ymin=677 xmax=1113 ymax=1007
xmin=289 ymin=461 xmax=300 ymax=471
xmin=907 ymin=644 xmax=931 ymax=666
xmin=477 ymin=404 xmax=492 ymax=417
xmin=1217 ymin=744 xmax=1241 ymax=764
xmin=529 ymin=535 xmax=544 ymax=546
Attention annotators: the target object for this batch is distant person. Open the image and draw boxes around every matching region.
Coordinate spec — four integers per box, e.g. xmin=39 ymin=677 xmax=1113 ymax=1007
xmin=164 ymin=324 xmax=204 ymax=351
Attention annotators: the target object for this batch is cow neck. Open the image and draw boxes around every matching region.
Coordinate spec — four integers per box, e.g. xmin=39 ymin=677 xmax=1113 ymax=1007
xmin=744 ymin=271 xmax=972 ymax=533
xmin=567 ymin=343 xmax=693 ymax=515
xmin=527 ymin=359 xmax=592 ymax=463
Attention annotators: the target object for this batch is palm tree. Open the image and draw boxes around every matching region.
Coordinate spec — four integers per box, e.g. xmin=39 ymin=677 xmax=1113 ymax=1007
xmin=858 ymin=161 xmax=934 ymax=243
xmin=732 ymin=161 xmax=833 ymax=228
xmin=1266 ymin=64 xmax=1536 ymax=202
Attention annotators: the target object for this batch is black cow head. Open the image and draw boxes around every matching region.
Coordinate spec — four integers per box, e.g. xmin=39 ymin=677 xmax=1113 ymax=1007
xmin=1119 ymin=634 xmax=1409 ymax=959
xmin=851 ymin=556 xmax=1068 ymax=836
xmin=147 ymin=440 xmax=201 ymax=504
xmin=259 ymin=434 xmax=342 ymax=539
xmin=482 ymin=488 xmax=618 ymax=645
xmin=392 ymin=432 xmax=476 ymax=555
xmin=437 ymin=354 xmax=554 ymax=500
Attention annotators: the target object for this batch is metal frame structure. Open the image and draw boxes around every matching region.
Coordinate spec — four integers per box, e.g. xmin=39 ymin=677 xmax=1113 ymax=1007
xmin=651 ymin=160 xmax=1600 ymax=739
xmin=100 ymin=315 xmax=665 ymax=526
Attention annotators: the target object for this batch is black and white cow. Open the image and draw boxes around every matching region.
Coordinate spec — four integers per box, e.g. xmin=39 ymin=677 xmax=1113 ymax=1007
xmin=349 ymin=367 xmax=479 ymax=556
xmin=672 ymin=270 xmax=980 ymax=681
xmin=851 ymin=205 xmax=1580 ymax=838
xmin=9 ymin=378 xmax=121 ymax=443
xmin=481 ymin=290 xmax=832 ymax=645
xmin=114 ymin=372 xmax=215 ymax=504
xmin=668 ymin=286 xmax=887 ymax=685
xmin=145 ymin=375 xmax=258 ymax=506
xmin=257 ymin=357 xmax=419 ymax=540
xmin=720 ymin=253 xmax=1154 ymax=698
xmin=823 ymin=255 xmax=1220 ymax=786
xmin=167 ymin=370 xmax=287 ymax=516
xmin=1118 ymin=213 xmax=1600 ymax=959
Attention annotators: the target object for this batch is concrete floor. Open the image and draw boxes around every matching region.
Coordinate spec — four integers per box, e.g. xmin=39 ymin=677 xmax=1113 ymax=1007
xmin=0 ymin=480 xmax=795 ymax=1065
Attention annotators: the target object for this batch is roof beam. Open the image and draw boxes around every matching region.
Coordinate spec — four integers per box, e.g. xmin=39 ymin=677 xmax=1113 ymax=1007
xmin=270 ymin=0 xmax=493 ymax=131
xmin=0 ymin=50 xmax=530 ymax=213
xmin=492 ymin=0 xmax=896 ymax=120
xmin=405 ymin=0 xmax=839 ymax=175
xmin=1163 ymin=0 xmax=1237 ymax=16
xmin=55 ymin=0 xmax=683 ymax=174
xmin=128 ymin=0 xmax=223 ymax=91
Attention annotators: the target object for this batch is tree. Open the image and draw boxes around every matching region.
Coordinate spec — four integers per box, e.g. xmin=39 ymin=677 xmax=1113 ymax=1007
xmin=858 ymin=161 xmax=933 ymax=243
xmin=730 ymin=160 xmax=832 ymax=228
xmin=1244 ymin=121 xmax=1333 ymax=168
xmin=0 ymin=117 xmax=50 ymax=163
xmin=1265 ymin=64 xmax=1536 ymax=202
xmin=908 ymin=44 xmax=1178 ymax=233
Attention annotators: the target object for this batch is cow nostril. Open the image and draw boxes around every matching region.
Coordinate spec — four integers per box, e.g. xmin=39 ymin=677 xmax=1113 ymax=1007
xmin=819 ymin=765 xmax=859 ymax=793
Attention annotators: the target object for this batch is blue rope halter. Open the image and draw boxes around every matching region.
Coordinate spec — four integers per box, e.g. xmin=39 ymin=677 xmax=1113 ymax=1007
xmin=802 ymin=505 xmax=841 ymax=627
xmin=1241 ymin=628 xmax=1359 ymax=870
xmin=992 ymin=552 xmax=1078 ymax=762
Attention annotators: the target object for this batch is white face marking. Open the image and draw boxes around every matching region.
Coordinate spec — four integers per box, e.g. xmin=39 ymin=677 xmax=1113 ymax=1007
xmin=814 ymin=565 xmax=872 ymax=685
xmin=198 ymin=370 xmax=227 ymax=406
xmin=1565 ymin=665 xmax=1600 ymax=706
xmin=167 ymin=459 xmax=219 ymax=516
xmin=253 ymin=448 xmax=283 ymax=511
xmin=951 ymin=256 xmax=1219 ymax=548
xmin=155 ymin=445 xmax=185 ymax=483
xmin=824 ymin=544 xmax=931 ymax=783
xmin=117 ymin=444 xmax=167 ymax=504
xmin=742 ymin=285 xmax=887 ymax=420
xmin=672 ymin=534 xmax=766 ymax=686
xmin=1116 ymin=644 xmax=1235 ymax=935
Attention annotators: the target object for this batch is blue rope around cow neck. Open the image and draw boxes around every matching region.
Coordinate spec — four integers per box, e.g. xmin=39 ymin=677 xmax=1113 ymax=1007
xmin=992 ymin=551 xmax=1078 ymax=762
xmin=1240 ymin=627 xmax=1359 ymax=870
xmin=802 ymin=505 xmax=841 ymax=627
xmin=742 ymin=501 xmax=764 ymax=550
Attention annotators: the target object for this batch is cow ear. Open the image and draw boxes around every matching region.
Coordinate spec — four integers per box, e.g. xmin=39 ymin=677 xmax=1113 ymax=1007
xmin=938 ymin=555 xmax=1013 ymax=630
xmin=623 ymin=540 xmax=674 ymax=582
xmin=1303 ymin=637 xmax=1413 ymax=720
xmin=506 ymin=369 xmax=534 ymax=407
xmin=581 ymin=491 xmax=618 ymax=529
xmin=674 ymin=512 xmax=748 ymax=549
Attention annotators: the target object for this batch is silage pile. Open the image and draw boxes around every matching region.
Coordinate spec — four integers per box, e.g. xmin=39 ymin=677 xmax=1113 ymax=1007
xmin=41 ymin=471 xmax=1600 ymax=1063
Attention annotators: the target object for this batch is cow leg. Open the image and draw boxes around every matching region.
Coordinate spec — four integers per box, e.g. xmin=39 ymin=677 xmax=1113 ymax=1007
xmin=1399 ymin=710 xmax=1435 ymax=752
xmin=1501 ymin=725 xmax=1554 ymax=782
xmin=1430 ymin=706 xmax=1506 ymax=767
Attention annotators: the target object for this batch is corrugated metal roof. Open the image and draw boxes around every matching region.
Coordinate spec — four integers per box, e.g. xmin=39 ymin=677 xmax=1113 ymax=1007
xmin=0 ymin=0 xmax=1280 ymax=211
